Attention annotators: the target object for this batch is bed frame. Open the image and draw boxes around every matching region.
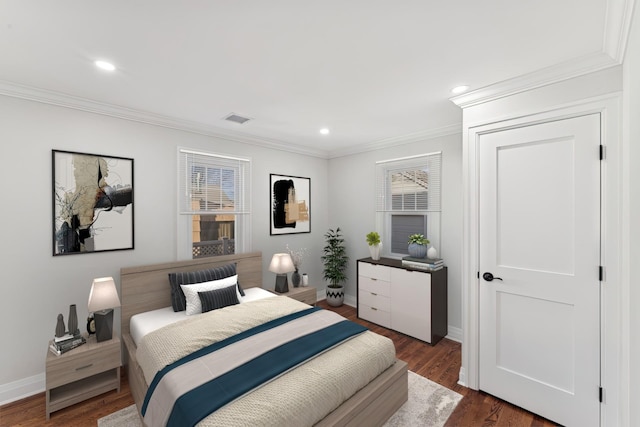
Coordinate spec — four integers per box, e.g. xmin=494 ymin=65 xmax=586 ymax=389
xmin=120 ymin=251 xmax=408 ymax=426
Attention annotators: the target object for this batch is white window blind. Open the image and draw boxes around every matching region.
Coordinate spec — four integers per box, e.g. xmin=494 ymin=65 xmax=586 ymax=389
xmin=178 ymin=149 xmax=251 ymax=216
xmin=376 ymin=152 xmax=442 ymax=213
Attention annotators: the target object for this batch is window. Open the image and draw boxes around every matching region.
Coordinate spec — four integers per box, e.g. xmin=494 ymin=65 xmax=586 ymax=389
xmin=178 ymin=148 xmax=251 ymax=259
xmin=375 ymin=152 xmax=441 ymax=257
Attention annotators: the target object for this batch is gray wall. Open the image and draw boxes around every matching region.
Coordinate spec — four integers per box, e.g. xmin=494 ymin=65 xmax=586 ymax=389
xmin=0 ymin=93 xmax=465 ymax=402
xmin=327 ymin=133 xmax=463 ymax=335
xmin=0 ymin=95 xmax=330 ymax=401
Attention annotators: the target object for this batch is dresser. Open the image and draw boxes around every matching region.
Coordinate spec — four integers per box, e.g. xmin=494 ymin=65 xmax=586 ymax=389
xmin=357 ymin=257 xmax=447 ymax=344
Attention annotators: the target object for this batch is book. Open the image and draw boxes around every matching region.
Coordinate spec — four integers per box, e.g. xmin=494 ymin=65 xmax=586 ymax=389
xmin=49 ymin=340 xmax=85 ymax=356
xmin=402 ymin=261 xmax=444 ymax=272
xmin=52 ymin=336 xmax=86 ymax=352
xmin=402 ymin=256 xmax=444 ymax=266
xmin=53 ymin=333 xmax=75 ymax=343
xmin=53 ymin=333 xmax=82 ymax=344
xmin=402 ymin=256 xmax=445 ymax=271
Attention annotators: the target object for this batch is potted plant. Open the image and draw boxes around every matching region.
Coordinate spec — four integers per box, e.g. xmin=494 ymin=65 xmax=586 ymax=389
xmin=366 ymin=231 xmax=381 ymax=260
xmin=322 ymin=227 xmax=349 ymax=306
xmin=407 ymin=233 xmax=429 ymax=259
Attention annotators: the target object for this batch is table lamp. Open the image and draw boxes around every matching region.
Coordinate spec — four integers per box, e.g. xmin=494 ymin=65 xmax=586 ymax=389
xmin=88 ymin=277 xmax=121 ymax=342
xmin=269 ymin=253 xmax=295 ymax=293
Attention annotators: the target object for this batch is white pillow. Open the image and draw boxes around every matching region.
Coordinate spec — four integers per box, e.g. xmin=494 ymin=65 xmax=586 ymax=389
xmin=180 ymin=275 xmax=239 ymax=316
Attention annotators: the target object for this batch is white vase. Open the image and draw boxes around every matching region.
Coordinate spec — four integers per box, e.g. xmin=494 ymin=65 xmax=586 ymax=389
xmin=369 ymin=243 xmax=381 ymax=260
xmin=427 ymin=246 xmax=438 ymax=259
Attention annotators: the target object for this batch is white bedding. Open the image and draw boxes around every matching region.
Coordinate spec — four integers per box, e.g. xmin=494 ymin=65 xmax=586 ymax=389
xmin=130 ymin=287 xmax=276 ymax=346
xmin=137 ymin=296 xmax=397 ymax=427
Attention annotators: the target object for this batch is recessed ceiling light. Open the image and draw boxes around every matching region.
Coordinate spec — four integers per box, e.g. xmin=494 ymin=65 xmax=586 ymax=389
xmin=319 ymin=128 xmax=330 ymax=135
xmin=451 ymin=85 xmax=469 ymax=95
xmin=95 ymin=60 xmax=116 ymax=72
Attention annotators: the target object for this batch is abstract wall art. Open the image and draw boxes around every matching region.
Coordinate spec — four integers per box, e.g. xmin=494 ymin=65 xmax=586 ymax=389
xmin=270 ymin=174 xmax=310 ymax=235
xmin=52 ymin=150 xmax=134 ymax=255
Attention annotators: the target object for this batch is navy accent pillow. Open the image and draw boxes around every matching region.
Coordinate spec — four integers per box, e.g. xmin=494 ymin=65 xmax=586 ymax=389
xmin=198 ymin=285 xmax=239 ymax=313
xmin=168 ymin=263 xmax=240 ymax=312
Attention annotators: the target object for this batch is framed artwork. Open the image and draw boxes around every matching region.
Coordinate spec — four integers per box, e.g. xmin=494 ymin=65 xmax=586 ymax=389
xmin=52 ymin=150 xmax=134 ymax=255
xmin=270 ymin=174 xmax=310 ymax=235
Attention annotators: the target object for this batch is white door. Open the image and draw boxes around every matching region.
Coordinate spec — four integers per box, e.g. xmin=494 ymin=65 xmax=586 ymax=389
xmin=478 ymin=114 xmax=601 ymax=426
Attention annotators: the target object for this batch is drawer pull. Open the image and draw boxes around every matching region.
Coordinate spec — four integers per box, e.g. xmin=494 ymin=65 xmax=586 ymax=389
xmin=76 ymin=364 xmax=93 ymax=371
xmin=370 ymin=292 xmax=377 ymax=296
xmin=371 ymin=307 xmax=378 ymax=311
xmin=371 ymin=278 xmax=377 ymax=281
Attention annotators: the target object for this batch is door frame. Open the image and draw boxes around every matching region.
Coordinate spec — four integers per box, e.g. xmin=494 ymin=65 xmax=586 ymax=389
xmin=460 ymin=94 xmax=625 ymax=426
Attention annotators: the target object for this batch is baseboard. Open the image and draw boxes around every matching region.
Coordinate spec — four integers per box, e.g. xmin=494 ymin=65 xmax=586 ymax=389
xmin=0 ymin=373 xmax=44 ymax=406
xmin=458 ymin=367 xmax=467 ymax=387
xmin=344 ymin=294 xmax=357 ymax=307
xmin=315 ymin=293 xmax=357 ymax=308
xmin=446 ymin=326 xmax=463 ymax=343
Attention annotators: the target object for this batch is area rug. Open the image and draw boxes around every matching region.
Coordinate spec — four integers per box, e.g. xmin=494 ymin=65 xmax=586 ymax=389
xmin=98 ymin=371 xmax=462 ymax=427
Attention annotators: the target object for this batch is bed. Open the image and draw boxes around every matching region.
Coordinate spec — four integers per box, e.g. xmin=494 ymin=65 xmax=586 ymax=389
xmin=120 ymin=252 xmax=408 ymax=426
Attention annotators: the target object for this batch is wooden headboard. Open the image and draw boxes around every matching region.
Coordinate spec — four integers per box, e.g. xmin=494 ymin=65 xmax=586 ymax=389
xmin=120 ymin=251 xmax=262 ymax=336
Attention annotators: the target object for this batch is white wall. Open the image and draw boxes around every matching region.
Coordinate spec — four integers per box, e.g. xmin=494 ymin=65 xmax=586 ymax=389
xmin=623 ymin=4 xmax=639 ymax=425
xmin=0 ymin=95 xmax=329 ymax=403
xmin=327 ymin=133 xmax=463 ymax=336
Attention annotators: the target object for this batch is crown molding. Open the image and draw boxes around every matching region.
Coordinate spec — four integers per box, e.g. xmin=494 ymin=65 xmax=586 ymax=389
xmin=449 ymin=52 xmax=619 ymax=109
xmin=451 ymin=0 xmax=636 ymax=109
xmin=0 ymin=80 xmax=331 ymax=159
xmin=603 ymin=0 xmax=637 ymax=61
xmin=328 ymin=123 xmax=462 ymax=159
xmin=0 ymin=78 xmax=461 ymax=160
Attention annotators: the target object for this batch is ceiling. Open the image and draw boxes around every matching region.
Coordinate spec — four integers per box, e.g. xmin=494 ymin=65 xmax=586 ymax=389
xmin=0 ymin=1 xmax=631 ymax=158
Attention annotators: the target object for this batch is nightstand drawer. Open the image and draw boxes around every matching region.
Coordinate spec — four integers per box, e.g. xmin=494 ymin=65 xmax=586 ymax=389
xmin=358 ymin=290 xmax=390 ymax=312
xmin=275 ymin=286 xmax=317 ymax=305
xmin=359 ymin=303 xmax=391 ymax=328
xmin=295 ymin=290 xmax=317 ymax=305
xmin=299 ymin=297 xmax=316 ymax=305
xmin=46 ymin=341 xmax=120 ymax=388
xmin=358 ymin=276 xmax=390 ymax=296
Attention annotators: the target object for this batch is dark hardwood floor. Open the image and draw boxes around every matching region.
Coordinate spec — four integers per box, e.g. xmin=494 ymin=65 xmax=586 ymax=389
xmin=323 ymin=301 xmax=557 ymax=427
xmin=0 ymin=300 xmax=557 ymax=427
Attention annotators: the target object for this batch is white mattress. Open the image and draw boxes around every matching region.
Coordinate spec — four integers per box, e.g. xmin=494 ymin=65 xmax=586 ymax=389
xmin=130 ymin=287 xmax=276 ymax=346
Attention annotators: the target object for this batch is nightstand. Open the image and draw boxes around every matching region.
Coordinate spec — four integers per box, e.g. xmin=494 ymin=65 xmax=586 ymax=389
xmin=273 ymin=286 xmax=317 ymax=305
xmin=45 ymin=335 xmax=121 ymax=419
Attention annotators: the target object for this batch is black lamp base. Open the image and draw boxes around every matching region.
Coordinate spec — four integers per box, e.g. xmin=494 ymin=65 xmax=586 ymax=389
xmin=94 ymin=309 xmax=114 ymax=342
xmin=274 ymin=274 xmax=289 ymax=293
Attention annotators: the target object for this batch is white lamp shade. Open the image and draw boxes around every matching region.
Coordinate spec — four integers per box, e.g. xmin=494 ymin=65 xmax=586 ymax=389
xmin=88 ymin=277 xmax=121 ymax=312
xmin=269 ymin=253 xmax=295 ymax=274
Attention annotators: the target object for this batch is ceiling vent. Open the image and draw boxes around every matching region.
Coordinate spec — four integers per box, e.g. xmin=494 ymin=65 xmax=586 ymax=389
xmin=224 ymin=113 xmax=251 ymax=125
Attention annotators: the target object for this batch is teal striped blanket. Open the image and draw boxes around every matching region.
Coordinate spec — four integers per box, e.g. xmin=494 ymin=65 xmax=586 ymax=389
xmin=141 ymin=307 xmax=367 ymax=427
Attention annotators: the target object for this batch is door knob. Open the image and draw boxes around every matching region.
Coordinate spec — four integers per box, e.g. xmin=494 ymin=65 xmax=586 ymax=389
xmin=483 ymin=272 xmax=503 ymax=282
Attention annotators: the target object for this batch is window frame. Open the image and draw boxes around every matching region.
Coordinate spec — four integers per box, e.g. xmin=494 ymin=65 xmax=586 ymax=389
xmin=375 ymin=152 xmax=442 ymax=258
xmin=177 ymin=148 xmax=251 ymax=260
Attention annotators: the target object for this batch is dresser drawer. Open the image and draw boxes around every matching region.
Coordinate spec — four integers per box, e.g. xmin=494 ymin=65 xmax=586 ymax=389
xmin=46 ymin=341 xmax=120 ymax=388
xmin=358 ymin=262 xmax=391 ymax=281
xmin=358 ymin=290 xmax=391 ymax=312
xmin=358 ymin=276 xmax=391 ymax=296
xmin=359 ymin=303 xmax=391 ymax=328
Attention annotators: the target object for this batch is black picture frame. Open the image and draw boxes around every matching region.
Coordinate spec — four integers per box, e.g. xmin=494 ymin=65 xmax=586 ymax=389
xmin=52 ymin=149 xmax=134 ymax=255
xmin=270 ymin=174 xmax=310 ymax=235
